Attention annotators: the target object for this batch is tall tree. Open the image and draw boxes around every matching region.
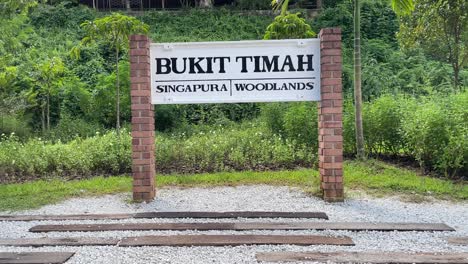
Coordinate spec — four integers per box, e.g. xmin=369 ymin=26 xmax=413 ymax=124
xmin=72 ymin=13 xmax=149 ymax=134
xmin=30 ymin=57 xmax=65 ymax=133
xmin=274 ymin=0 xmax=414 ymax=159
xmin=398 ymin=0 xmax=467 ymax=90
xmin=0 ymin=0 xmax=38 ymax=17
xmin=355 ymin=0 xmax=414 ymax=159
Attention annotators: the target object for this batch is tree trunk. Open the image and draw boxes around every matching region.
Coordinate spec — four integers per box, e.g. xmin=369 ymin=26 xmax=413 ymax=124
xmin=41 ymin=103 xmax=45 ymax=134
xmin=125 ymin=0 xmax=131 ymax=9
xmin=316 ymin=0 xmax=322 ymax=9
xmin=116 ymin=48 xmax=120 ymax=135
xmin=46 ymin=90 xmax=50 ymax=132
xmin=453 ymin=63 xmax=459 ymax=90
xmin=354 ymin=0 xmax=365 ymax=159
xmin=162 ymin=0 xmax=165 ymax=9
xmin=198 ymin=0 xmax=212 ymax=8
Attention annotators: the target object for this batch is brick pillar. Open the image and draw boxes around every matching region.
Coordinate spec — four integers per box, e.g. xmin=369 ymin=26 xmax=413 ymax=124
xmin=129 ymin=35 xmax=155 ymax=202
xmin=318 ymin=28 xmax=344 ymax=202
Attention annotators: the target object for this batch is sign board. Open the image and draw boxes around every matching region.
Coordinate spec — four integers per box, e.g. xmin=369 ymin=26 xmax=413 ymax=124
xmin=150 ymin=39 xmax=321 ymax=104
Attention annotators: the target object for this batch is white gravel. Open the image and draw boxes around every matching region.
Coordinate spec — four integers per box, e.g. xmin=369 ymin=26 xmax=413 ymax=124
xmin=0 ymin=185 xmax=467 ymax=263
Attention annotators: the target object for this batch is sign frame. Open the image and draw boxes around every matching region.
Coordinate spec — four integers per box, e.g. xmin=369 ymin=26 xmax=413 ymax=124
xmin=129 ymin=28 xmax=344 ymax=203
xmin=149 ymin=39 xmax=321 ymax=105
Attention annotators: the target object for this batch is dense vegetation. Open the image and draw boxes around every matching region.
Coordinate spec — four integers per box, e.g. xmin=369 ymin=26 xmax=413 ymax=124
xmin=0 ymin=0 xmax=467 ymax=183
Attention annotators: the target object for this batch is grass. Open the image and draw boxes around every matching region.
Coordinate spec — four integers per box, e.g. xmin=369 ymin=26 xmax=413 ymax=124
xmin=0 ymin=160 xmax=466 ymax=211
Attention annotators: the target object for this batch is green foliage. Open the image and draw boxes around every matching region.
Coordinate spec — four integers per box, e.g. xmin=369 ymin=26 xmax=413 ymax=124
xmin=29 ymin=3 xmax=96 ymax=29
xmin=72 ymin=12 xmax=149 ymax=59
xmin=312 ymin=0 xmax=399 ymax=46
xmin=362 ymin=95 xmax=403 ymax=155
xmin=260 ymin=103 xmax=288 ymax=135
xmin=264 ymin=12 xmax=316 ymax=40
xmin=397 ymin=0 xmax=467 ymax=88
xmin=283 ymin=103 xmax=317 ymax=147
xmin=140 ymin=9 xmax=272 ymax=42
xmin=0 ymin=115 xmax=32 ymax=139
xmin=400 ymin=92 xmax=468 ymax=177
xmin=343 ymin=92 xmax=467 ymax=177
xmin=47 ymin=115 xmax=104 ymax=142
xmin=0 ymin=0 xmax=38 ymax=17
xmin=0 ymin=129 xmax=131 ymax=183
xmin=236 ymin=0 xmax=271 ymax=10
xmin=0 ymin=123 xmax=315 ymax=182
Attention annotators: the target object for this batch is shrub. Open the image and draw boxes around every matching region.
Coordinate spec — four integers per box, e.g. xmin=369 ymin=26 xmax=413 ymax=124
xmin=363 ymin=95 xmax=403 ymax=155
xmin=0 ymin=130 xmax=130 ymax=183
xmin=283 ymin=102 xmax=317 ymax=148
xmin=260 ymin=103 xmax=288 ymax=135
xmin=0 ymin=115 xmax=31 ymax=140
xmin=0 ymin=124 xmax=316 ymax=183
xmin=235 ymin=0 xmax=271 ymax=10
xmin=47 ymin=115 xmax=105 ymax=142
xmin=400 ymin=92 xmax=467 ymax=177
xmin=264 ymin=12 xmax=316 ymax=40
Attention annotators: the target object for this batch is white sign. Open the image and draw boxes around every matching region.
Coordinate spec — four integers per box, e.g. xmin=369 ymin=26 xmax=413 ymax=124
xmin=150 ymin=39 xmax=320 ymax=104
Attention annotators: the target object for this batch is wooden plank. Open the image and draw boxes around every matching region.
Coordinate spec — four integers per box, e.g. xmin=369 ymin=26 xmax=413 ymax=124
xmin=0 ymin=213 xmax=133 ymax=222
xmin=0 ymin=238 xmax=119 ymax=247
xmin=133 ymin=211 xmax=329 ymax=219
xmin=30 ymin=222 xmax=455 ymax=233
xmin=119 ymin=235 xmax=354 ymax=247
xmin=0 ymin=252 xmax=74 ymax=264
xmin=0 ymin=211 xmax=328 ymax=222
xmin=448 ymin=237 xmax=468 ymax=246
xmin=256 ymin=251 xmax=468 ymax=263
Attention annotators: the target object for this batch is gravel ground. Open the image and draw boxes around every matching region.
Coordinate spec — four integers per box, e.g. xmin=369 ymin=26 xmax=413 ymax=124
xmin=0 ymin=185 xmax=467 ymax=263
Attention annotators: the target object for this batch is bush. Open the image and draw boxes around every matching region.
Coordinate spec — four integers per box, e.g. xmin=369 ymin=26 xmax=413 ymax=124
xmin=283 ymin=102 xmax=317 ymax=148
xmin=47 ymin=115 xmax=105 ymax=142
xmin=235 ymin=0 xmax=271 ymax=10
xmin=264 ymin=12 xmax=316 ymax=40
xmin=343 ymin=92 xmax=466 ymax=179
xmin=0 ymin=123 xmax=316 ymax=183
xmin=400 ymin=92 xmax=468 ymax=178
xmin=363 ymin=95 xmax=403 ymax=155
xmin=0 ymin=115 xmax=31 ymax=139
xmin=0 ymin=130 xmax=130 ymax=183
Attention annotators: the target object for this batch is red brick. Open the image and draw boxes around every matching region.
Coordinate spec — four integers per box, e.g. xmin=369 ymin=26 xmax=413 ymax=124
xmin=320 ymin=41 xmax=335 ymax=49
xmin=132 ymin=117 xmax=152 ymax=124
xmin=321 ymin=64 xmax=341 ymax=71
xmin=321 ymin=106 xmax=343 ymax=114
xmin=133 ymin=159 xmax=152 ymax=165
xmin=133 ymin=186 xmax=154 ymax=193
xmin=319 ymin=121 xmax=342 ymax=128
xmin=322 ymin=162 xmax=343 ymax=169
xmin=132 ymin=63 xmax=150 ymax=70
xmin=131 ymin=89 xmax=151 ymax=97
xmin=321 ymin=85 xmax=333 ymax=93
xmin=131 ymin=77 xmax=150 ymax=83
xmin=321 ymin=56 xmax=332 ymax=64
xmin=332 ymin=28 xmax=342 ymax=34
xmin=131 ymin=104 xmax=151 ymax=110
xmin=132 ymin=131 xmax=154 ymax=138
xmin=130 ymin=49 xmax=149 ymax=56
xmin=320 ymin=34 xmax=341 ymax=42
xmin=332 ymin=56 xmax=342 ymax=63
xmin=323 ymin=148 xmax=343 ymax=156
xmin=321 ymin=93 xmax=342 ymax=100
xmin=332 ymin=71 xmax=342 ymax=78
xmin=323 ymin=135 xmax=343 ymax=143
xmin=333 ymin=113 xmax=343 ymax=121
xmin=321 ymin=49 xmax=341 ymax=56
xmin=319 ymin=28 xmax=333 ymax=34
